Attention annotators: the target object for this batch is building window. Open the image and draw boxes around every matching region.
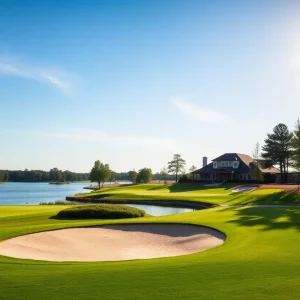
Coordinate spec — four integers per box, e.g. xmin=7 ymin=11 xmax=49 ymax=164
xmin=213 ymin=162 xmax=217 ymax=168
xmin=233 ymin=162 xmax=238 ymax=168
xmin=226 ymin=161 xmax=229 ymax=166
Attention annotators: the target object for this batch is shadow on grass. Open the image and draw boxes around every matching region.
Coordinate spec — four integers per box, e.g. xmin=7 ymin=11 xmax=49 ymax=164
xmin=219 ymin=206 xmax=300 ymax=231
xmin=148 ymin=184 xmax=170 ymax=191
xmin=167 ymin=183 xmax=238 ymax=193
xmin=228 ymin=191 xmax=300 ymax=205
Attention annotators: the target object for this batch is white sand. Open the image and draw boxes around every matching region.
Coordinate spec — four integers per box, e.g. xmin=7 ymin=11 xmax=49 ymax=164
xmin=0 ymin=224 xmax=225 ymax=262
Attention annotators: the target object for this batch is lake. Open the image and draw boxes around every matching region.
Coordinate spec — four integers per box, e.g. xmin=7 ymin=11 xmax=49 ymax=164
xmin=0 ymin=182 xmax=90 ymax=205
xmin=0 ymin=182 xmax=195 ymax=216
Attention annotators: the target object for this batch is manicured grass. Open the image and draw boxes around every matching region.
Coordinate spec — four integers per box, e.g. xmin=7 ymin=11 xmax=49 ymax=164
xmin=75 ymin=183 xmax=300 ymax=205
xmin=56 ymin=204 xmax=145 ymax=219
xmin=1 ymin=205 xmax=300 ymax=299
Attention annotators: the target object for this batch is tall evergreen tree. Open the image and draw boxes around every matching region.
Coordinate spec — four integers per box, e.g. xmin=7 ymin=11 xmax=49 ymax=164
xmin=262 ymin=123 xmax=293 ymax=183
xmin=168 ymin=154 xmax=186 ymax=182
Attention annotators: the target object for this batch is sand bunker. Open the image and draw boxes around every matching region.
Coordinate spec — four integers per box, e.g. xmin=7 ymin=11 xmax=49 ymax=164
xmin=0 ymin=224 xmax=225 ymax=262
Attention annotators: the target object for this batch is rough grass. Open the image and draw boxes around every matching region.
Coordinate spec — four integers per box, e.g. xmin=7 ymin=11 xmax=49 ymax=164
xmin=74 ymin=183 xmax=300 ymax=205
xmin=1 ymin=205 xmax=300 ymax=299
xmin=56 ymin=204 xmax=145 ymax=219
xmin=40 ymin=201 xmax=76 ymax=205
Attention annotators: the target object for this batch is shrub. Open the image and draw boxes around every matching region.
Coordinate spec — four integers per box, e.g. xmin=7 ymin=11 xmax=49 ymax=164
xmin=56 ymin=204 xmax=146 ymax=219
xmin=178 ymin=175 xmax=193 ymax=183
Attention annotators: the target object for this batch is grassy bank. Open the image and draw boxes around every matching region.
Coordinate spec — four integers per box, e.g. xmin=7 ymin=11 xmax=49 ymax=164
xmin=1 ymin=205 xmax=300 ymax=299
xmin=73 ymin=183 xmax=300 ymax=205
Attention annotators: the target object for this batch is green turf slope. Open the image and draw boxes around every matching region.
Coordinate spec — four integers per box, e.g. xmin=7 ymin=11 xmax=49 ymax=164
xmin=75 ymin=183 xmax=300 ymax=205
xmin=1 ymin=205 xmax=300 ymax=300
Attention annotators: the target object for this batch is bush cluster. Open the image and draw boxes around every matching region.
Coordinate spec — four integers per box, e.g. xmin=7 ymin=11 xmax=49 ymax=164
xmin=178 ymin=175 xmax=193 ymax=183
xmin=56 ymin=204 xmax=145 ymax=219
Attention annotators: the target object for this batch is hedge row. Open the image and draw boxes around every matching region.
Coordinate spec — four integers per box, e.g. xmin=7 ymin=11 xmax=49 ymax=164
xmin=56 ymin=204 xmax=146 ymax=219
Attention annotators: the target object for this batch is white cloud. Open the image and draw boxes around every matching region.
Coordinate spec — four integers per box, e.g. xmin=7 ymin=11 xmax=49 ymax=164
xmin=172 ymin=98 xmax=228 ymax=123
xmin=0 ymin=57 xmax=78 ymax=94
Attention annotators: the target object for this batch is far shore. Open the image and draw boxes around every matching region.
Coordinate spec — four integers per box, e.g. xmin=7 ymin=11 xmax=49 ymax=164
xmin=84 ymin=183 xmax=132 ymax=190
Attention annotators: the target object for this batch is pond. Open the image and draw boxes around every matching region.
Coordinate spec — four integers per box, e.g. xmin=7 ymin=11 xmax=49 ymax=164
xmin=125 ymin=204 xmax=195 ymax=216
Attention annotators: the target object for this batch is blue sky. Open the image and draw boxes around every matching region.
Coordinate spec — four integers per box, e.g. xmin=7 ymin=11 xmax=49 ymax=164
xmin=1 ymin=0 xmax=300 ymax=172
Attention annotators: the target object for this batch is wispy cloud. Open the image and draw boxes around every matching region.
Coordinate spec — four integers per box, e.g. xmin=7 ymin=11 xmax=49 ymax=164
xmin=172 ymin=98 xmax=228 ymax=123
xmin=0 ymin=57 xmax=78 ymax=94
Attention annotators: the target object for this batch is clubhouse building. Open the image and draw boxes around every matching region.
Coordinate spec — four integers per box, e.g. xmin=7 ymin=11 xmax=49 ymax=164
xmin=191 ymin=153 xmax=279 ymax=182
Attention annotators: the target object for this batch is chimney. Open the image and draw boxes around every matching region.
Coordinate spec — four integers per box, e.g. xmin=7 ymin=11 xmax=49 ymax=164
xmin=203 ymin=156 xmax=208 ymax=167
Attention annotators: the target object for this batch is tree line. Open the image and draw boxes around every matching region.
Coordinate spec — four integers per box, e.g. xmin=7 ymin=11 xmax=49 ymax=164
xmin=0 ymin=169 xmax=90 ymax=182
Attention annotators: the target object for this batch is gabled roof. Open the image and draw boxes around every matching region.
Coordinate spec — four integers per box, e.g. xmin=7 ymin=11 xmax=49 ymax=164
xmin=212 ymin=153 xmax=254 ymax=166
xmin=260 ymin=167 xmax=280 ymax=174
xmin=192 ymin=152 xmax=280 ymax=175
xmin=237 ymin=154 xmax=253 ymax=166
xmin=212 ymin=153 xmax=240 ymax=162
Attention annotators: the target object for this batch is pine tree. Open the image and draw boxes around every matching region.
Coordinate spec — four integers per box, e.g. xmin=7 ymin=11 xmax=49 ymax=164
xmin=262 ymin=123 xmax=293 ymax=183
xmin=168 ymin=154 xmax=186 ymax=182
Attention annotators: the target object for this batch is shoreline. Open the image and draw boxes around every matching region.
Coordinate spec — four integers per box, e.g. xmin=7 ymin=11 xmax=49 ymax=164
xmin=83 ymin=183 xmax=133 ymax=190
xmin=65 ymin=196 xmax=215 ymax=209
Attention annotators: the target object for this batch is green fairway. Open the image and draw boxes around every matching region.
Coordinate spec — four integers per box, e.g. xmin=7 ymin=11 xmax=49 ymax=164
xmin=75 ymin=183 xmax=300 ymax=205
xmin=1 ymin=203 xmax=300 ymax=300
xmin=1 ymin=184 xmax=300 ymax=299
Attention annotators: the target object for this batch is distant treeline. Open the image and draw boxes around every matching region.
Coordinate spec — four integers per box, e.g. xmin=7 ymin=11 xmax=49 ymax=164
xmin=0 ymin=169 xmax=176 ymax=183
xmin=0 ymin=168 xmax=89 ymax=182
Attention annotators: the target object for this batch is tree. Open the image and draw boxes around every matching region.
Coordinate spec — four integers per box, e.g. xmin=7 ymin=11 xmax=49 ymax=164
xmin=262 ymin=123 xmax=293 ymax=183
xmin=137 ymin=168 xmax=152 ymax=183
xmin=49 ymin=168 xmax=63 ymax=182
xmin=0 ymin=170 xmax=4 ymax=182
xmin=128 ymin=170 xmax=138 ymax=183
xmin=160 ymin=167 xmax=168 ymax=182
xmin=3 ymin=171 xmax=9 ymax=181
xmin=292 ymin=118 xmax=300 ymax=188
xmin=109 ymin=172 xmax=116 ymax=183
xmin=168 ymin=154 xmax=186 ymax=182
xmin=90 ymin=160 xmax=111 ymax=189
xmin=251 ymin=142 xmax=264 ymax=183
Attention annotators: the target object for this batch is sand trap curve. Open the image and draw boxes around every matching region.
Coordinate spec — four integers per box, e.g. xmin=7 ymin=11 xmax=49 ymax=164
xmin=0 ymin=224 xmax=225 ymax=262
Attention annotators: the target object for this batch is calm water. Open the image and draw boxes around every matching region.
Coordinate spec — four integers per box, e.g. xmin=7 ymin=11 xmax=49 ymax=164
xmin=0 ymin=182 xmax=195 ymax=216
xmin=125 ymin=204 xmax=194 ymax=216
xmin=0 ymin=182 xmax=90 ymax=205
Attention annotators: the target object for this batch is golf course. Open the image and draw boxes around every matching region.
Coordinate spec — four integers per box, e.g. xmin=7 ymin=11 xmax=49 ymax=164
xmin=1 ymin=183 xmax=300 ymax=299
